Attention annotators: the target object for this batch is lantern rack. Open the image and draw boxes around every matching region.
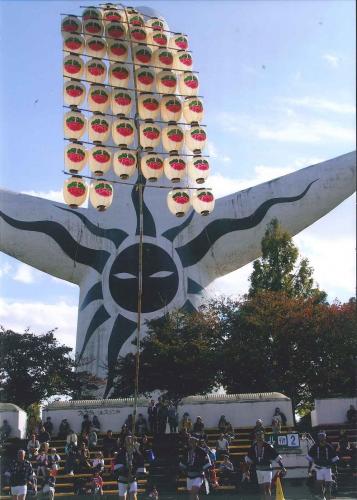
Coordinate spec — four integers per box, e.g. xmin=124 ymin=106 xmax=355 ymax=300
xmin=73 ymin=10 xmax=188 ymax=37
xmin=63 ymin=137 xmax=209 ymax=157
xmin=63 ymin=169 xmax=212 ymax=191
xmin=63 ymin=105 xmax=207 ymax=127
xmin=62 ymin=49 xmax=198 ymax=73
xmin=63 ymin=75 xmax=203 ymax=98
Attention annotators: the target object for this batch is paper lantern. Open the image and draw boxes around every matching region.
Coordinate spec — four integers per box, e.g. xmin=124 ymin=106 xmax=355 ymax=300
xmin=61 ymin=16 xmax=82 ymax=35
xmin=88 ymin=146 xmax=112 ymax=175
xmin=160 ymin=95 xmax=182 ymax=122
xmin=64 ymin=111 xmax=86 ymax=140
xmin=148 ymin=31 xmax=168 ymax=48
xmin=86 ymin=59 xmax=107 ymax=84
xmin=133 ymin=45 xmax=152 ymax=67
xmin=164 ymin=155 xmax=186 ymax=183
xmin=109 ymin=63 xmax=130 ymax=88
xmin=88 ymin=85 xmax=111 ymax=113
xmin=63 ymin=34 xmax=84 ymax=55
xmin=130 ymin=27 xmax=147 ymax=44
xmin=88 ymin=115 xmax=111 ymax=143
xmin=169 ymin=33 xmax=189 ymax=51
xmin=183 ymin=97 xmax=204 ymax=124
xmin=179 ymin=72 xmax=199 ymax=97
xmin=89 ymin=180 xmax=113 ymax=211
xmin=146 ymin=17 xmax=165 ymax=32
xmin=102 ymin=6 xmax=123 ymax=23
xmin=174 ymin=50 xmax=193 ymax=72
xmin=82 ymin=7 xmax=102 ymax=20
xmin=167 ymin=189 xmax=191 ymax=217
xmin=135 ymin=68 xmax=155 ymax=92
xmin=113 ymin=149 xmax=137 ymax=179
xmin=83 ymin=19 xmax=104 ymax=37
xmin=141 ymin=154 xmax=164 ymax=181
xmin=138 ymin=94 xmax=160 ymax=121
xmin=111 ymin=90 xmax=133 ymax=116
xmin=162 ymin=125 xmax=184 ymax=153
xmin=192 ymin=188 xmax=215 ymax=216
xmin=64 ymin=143 xmax=87 ymax=173
xmin=106 ymin=21 xmax=126 ymax=40
xmin=86 ymin=37 xmax=107 ymax=58
xmin=63 ymin=176 xmax=88 ymax=208
xmin=156 ymin=70 xmax=177 ymax=94
xmin=63 ymin=55 xmax=84 ymax=78
xmin=112 ymin=118 xmax=135 ymax=146
xmin=185 ymin=126 xmax=207 ymax=153
xmin=152 ymin=48 xmax=173 ymax=72
xmin=188 ymin=157 xmax=210 ymax=184
xmin=128 ymin=13 xmax=145 ymax=27
xmin=63 ymin=81 xmax=86 ymax=107
xmin=140 ymin=123 xmax=161 ymax=151
xmin=107 ymin=40 xmax=128 ymax=61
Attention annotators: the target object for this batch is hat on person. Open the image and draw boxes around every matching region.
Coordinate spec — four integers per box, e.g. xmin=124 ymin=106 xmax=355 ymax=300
xmin=318 ymin=431 xmax=327 ymax=438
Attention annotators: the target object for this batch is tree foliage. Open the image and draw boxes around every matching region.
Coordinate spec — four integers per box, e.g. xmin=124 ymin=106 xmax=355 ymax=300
xmin=249 ymin=218 xmax=327 ymax=302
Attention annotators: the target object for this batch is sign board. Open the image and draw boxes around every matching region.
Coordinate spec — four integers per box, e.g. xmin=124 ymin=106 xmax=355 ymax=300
xmin=267 ymin=432 xmax=300 ymax=449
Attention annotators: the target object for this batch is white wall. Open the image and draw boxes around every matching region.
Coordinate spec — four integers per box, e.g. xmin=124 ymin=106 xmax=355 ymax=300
xmin=0 ymin=408 xmax=27 ymax=439
xmin=311 ymin=397 xmax=357 ymax=426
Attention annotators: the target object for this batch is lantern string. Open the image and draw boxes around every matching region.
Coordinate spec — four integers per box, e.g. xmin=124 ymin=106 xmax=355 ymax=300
xmin=63 ymin=138 xmax=209 ymax=157
xmin=63 ymin=75 xmax=203 ymax=98
xmin=64 ymin=12 xmax=189 ymax=37
xmin=63 ymin=105 xmax=207 ymax=127
xmin=63 ymin=170 xmax=212 ymax=191
xmin=63 ymin=49 xmax=198 ymax=73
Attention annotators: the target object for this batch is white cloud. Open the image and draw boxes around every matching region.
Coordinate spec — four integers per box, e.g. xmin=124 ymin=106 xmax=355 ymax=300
xmin=323 ymin=53 xmax=340 ymax=68
xmin=0 ymin=263 xmax=12 ymax=278
xmin=13 ymin=263 xmax=35 ymax=284
xmin=0 ymin=298 xmax=78 ymax=349
xmin=22 ymin=189 xmax=63 ymax=203
xmin=206 ymin=140 xmax=218 ymax=159
xmin=281 ymin=97 xmax=356 ymax=115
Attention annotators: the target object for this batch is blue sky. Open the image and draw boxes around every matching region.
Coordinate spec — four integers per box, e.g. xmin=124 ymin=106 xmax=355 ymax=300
xmin=0 ymin=0 xmax=355 ymax=349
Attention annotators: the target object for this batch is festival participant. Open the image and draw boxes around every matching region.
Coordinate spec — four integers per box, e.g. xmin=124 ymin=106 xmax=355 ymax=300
xmin=272 ymin=408 xmax=287 ymax=426
xmin=0 ymin=419 xmax=12 ymax=440
xmin=245 ymin=430 xmax=286 ymax=500
xmin=91 ymin=470 xmax=104 ymax=496
xmin=147 ymin=400 xmax=157 ymax=435
xmin=58 ymin=418 xmax=70 ymax=439
xmin=92 ymin=451 xmax=105 ymax=474
xmin=114 ymin=435 xmax=146 ymax=500
xmin=47 ymin=448 xmax=61 ymax=477
xmin=216 ymin=433 xmax=229 ymax=460
xmin=9 ymin=449 xmax=33 ymax=500
xmin=41 ymin=468 xmax=56 ymax=500
xmin=27 ymin=434 xmax=40 ymax=459
xmin=179 ymin=436 xmax=211 ymax=500
xmin=307 ymin=431 xmax=339 ymax=500
xmin=43 ymin=417 xmax=54 ymax=437
xmin=103 ymin=430 xmax=117 ymax=458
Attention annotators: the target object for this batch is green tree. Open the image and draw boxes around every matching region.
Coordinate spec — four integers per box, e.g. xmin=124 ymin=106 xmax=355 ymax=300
xmin=249 ymin=218 xmax=327 ymax=302
xmin=0 ymin=327 xmax=97 ymax=409
xmin=111 ymin=310 xmax=223 ymax=402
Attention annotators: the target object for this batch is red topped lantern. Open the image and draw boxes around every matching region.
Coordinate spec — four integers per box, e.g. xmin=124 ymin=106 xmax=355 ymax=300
xmin=106 ymin=21 xmax=126 ymax=40
xmin=162 ymin=125 xmax=184 ymax=153
xmin=88 ymin=115 xmax=111 ymax=144
xmin=153 ymin=48 xmax=174 ymax=72
xmin=138 ymin=94 xmax=160 ymax=121
xmin=86 ymin=37 xmax=107 ymax=58
xmin=63 ymin=34 xmax=84 ymax=55
xmin=111 ymin=90 xmax=133 ymax=116
xmin=64 ymin=81 xmax=86 ymax=107
xmin=128 ymin=13 xmax=145 ymax=27
xmin=109 ymin=63 xmax=130 ymax=88
xmin=88 ymin=85 xmax=111 ymax=113
xmin=83 ymin=19 xmax=104 ymax=37
xmin=183 ymin=97 xmax=204 ymax=124
xmin=160 ymin=95 xmax=182 ymax=122
xmin=169 ymin=33 xmax=189 ymax=51
xmin=167 ymin=189 xmax=191 ymax=217
xmin=146 ymin=17 xmax=165 ymax=32
xmin=179 ymin=72 xmax=199 ymax=97
xmin=156 ymin=70 xmax=177 ymax=94
xmin=133 ymin=45 xmax=152 ymax=67
xmin=192 ymin=188 xmax=215 ymax=216
xmin=64 ymin=110 xmax=86 ymax=140
xmin=61 ymin=16 xmax=82 ymax=35
xmin=174 ymin=50 xmax=193 ymax=72
xmin=89 ymin=180 xmax=113 ymax=211
xmin=148 ymin=30 xmax=168 ymax=48
xmin=141 ymin=154 xmax=164 ymax=181
xmin=164 ymin=155 xmax=186 ymax=183
xmin=130 ymin=27 xmax=147 ymax=44
xmin=82 ymin=7 xmax=102 ymax=20
xmin=185 ymin=126 xmax=207 ymax=153
xmin=135 ymin=68 xmax=155 ymax=92
xmin=140 ymin=123 xmax=161 ymax=151
xmin=113 ymin=149 xmax=137 ymax=179
xmin=102 ymin=6 xmax=123 ymax=23
xmin=64 ymin=143 xmax=87 ymax=173
xmin=188 ymin=156 xmax=210 ymax=184
xmin=107 ymin=40 xmax=128 ymax=62
xmin=112 ymin=118 xmax=135 ymax=146
xmin=86 ymin=59 xmax=107 ymax=84
xmin=88 ymin=145 xmax=112 ymax=175
xmin=63 ymin=55 xmax=84 ymax=78
xmin=63 ymin=176 xmax=88 ymax=208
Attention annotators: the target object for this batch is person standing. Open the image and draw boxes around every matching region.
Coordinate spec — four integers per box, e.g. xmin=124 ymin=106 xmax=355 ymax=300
xmin=179 ymin=436 xmax=211 ymax=500
xmin=9 ymin=449 xmax=33 ymax=500
xmin=307 ymin=431 xmax=339 ymax=500
xmin=245 ymin=430 xmax=286 ymax=500
xmin=147 ymin=400 xmax=157 ymax=435
xmin=167 ymin=402 xmax=178 ymax=433
xmin=114 ymin=435 xmax=145 ymax=500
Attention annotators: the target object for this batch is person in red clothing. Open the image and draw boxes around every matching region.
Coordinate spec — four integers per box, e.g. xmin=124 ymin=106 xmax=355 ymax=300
xmin=91 ymin=470 xmax=103 ymax=496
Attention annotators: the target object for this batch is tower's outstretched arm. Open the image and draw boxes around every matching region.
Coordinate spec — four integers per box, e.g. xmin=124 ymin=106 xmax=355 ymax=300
xmin=0 ymin=190 xmax=112 ymax=284
xmin=175 ymin=151 xmax=356 ymax=284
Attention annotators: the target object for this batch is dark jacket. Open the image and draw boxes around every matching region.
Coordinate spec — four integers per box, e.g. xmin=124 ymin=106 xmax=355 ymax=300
xmin=246 ymin=442 xmax=281 ymax=470
xmin=307 ymin=443 xmax=339 ymax=467
xmin=114 ymin=449 xmax=145 ymax=483
xmin=10 ymin=459 xmax=33 ymax=487
xmin=180 ymin=446 xmax=211 ymax=479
